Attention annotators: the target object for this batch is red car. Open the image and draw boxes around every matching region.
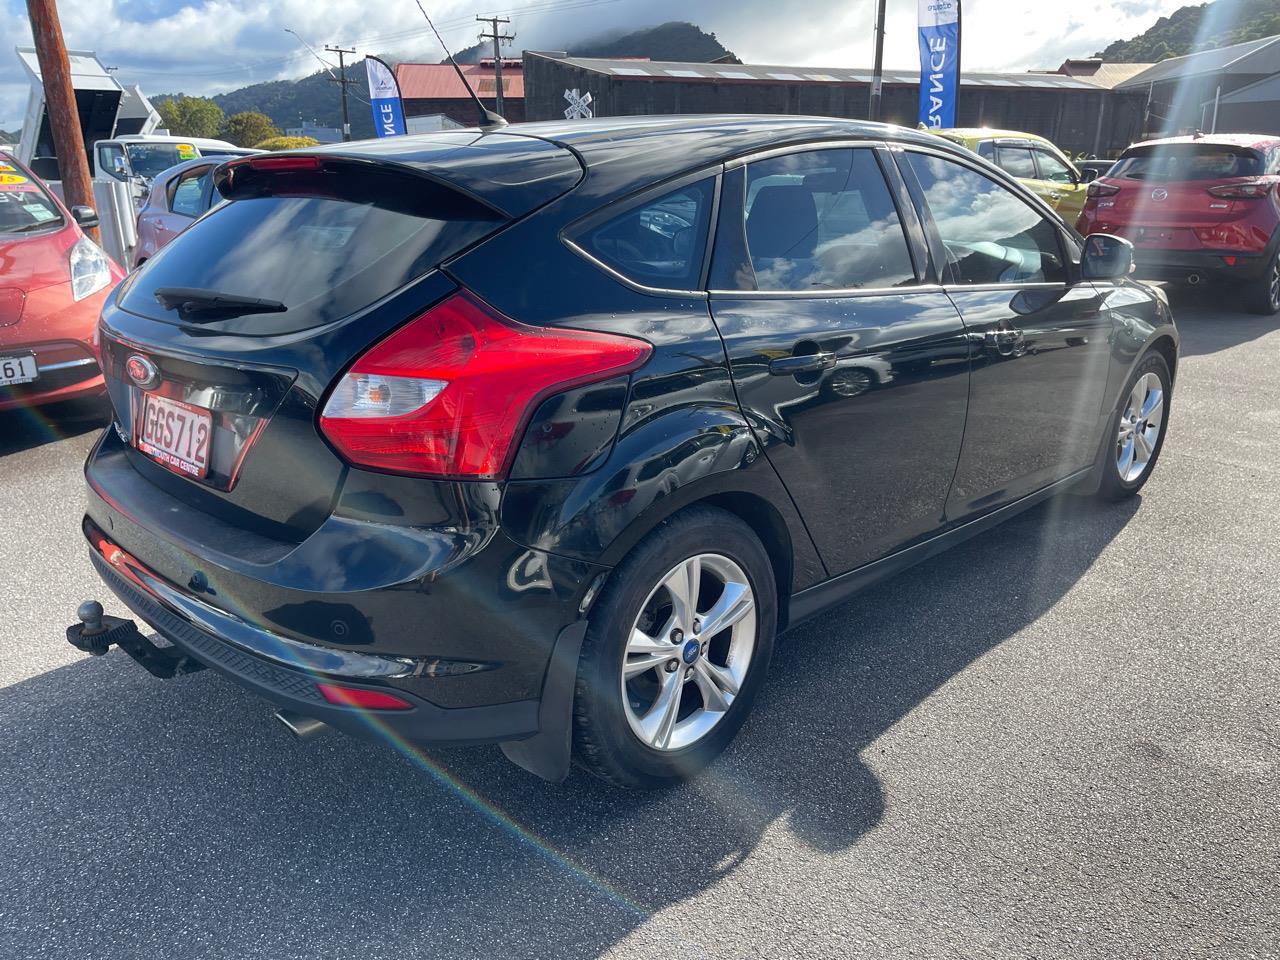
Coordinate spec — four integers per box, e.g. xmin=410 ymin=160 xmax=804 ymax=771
xmin=0 ymin=150 xmax=125 ymax=411
xmin=1078 ymin=134 xmax=1280 ymax=314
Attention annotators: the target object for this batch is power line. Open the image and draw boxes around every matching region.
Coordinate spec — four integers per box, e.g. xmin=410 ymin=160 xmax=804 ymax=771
xmin=324 ymin=44 xmax=358 ymax=141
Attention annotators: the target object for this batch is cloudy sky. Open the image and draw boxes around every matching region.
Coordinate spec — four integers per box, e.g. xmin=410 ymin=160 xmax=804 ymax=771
xmin=0 ymin=0 xmax=1188 ymax=129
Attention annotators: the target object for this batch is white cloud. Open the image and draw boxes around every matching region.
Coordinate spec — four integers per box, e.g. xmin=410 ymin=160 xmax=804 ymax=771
xmin=0 ymin=0 xmax=1188 ymax=129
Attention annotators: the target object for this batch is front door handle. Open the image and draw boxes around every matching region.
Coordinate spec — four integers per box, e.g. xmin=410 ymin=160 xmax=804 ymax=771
xmin=769 ymin=352 xmax=837 ymax=376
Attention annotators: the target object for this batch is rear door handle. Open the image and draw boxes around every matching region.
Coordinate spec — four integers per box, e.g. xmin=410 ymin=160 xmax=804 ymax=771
xmin=769 ymin=353 xmax=837 ymax=376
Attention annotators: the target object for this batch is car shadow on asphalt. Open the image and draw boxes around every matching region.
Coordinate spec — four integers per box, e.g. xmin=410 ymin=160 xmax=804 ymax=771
xmin=1163 ymin=286 xmax=1280 ymax=357
xmin=0 ymin=395 xmax=110 ymax=457
xmin=0 ymin=493 xmax=1140 ymax=959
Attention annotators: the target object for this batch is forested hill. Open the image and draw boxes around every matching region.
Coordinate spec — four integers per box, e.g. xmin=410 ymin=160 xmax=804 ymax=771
xmin=1097 ymin=0 xmax=1280 ymax=61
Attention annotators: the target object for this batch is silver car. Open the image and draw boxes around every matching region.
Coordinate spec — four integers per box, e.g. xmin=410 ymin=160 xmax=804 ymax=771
xmin=133 ymin=155 xmax=241 ymax=267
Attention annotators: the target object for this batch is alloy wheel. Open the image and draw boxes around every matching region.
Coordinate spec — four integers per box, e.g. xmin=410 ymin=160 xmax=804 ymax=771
xmin=1115 ymin=371 xmax=1165 ymax=483
xmin=621 ymin=553 xmax=757 ymax=751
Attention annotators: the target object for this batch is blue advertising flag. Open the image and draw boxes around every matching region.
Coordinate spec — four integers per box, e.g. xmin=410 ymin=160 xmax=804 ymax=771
xmin=366 ymin=56 xmax=406 ymax=137
xmin=918 ymin=0 xmax=961 ymax=128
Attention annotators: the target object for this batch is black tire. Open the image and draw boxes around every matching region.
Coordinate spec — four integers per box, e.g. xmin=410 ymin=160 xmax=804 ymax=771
xmin=572 ymin=505 xmax=777 ymax=789
xmin=1097 ymin=351 xmax=1172 ymax=502
xmin=1245 ymin=246 xmax=1280 ymax=315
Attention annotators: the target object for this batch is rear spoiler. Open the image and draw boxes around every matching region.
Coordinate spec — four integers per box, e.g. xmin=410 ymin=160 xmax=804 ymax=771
xmin=213 ymin=132 xmax=583 ymax=220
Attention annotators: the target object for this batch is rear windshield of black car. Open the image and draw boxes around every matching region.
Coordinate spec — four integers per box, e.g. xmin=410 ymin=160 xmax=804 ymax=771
xmin=1110 ymin=144 xmax=1266 ymax=181
xmin=0 ymin=157 xmax=64 ymax=234
xmin=119 ymin=164 xmax=504 ymax=334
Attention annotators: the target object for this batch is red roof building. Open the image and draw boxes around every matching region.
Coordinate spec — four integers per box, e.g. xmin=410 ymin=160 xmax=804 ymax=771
xmin=395 ymin=59 xmax=526 ymax=125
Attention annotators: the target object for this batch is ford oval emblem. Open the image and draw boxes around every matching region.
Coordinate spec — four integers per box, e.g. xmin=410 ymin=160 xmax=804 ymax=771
xmin=1151 ymin=188 xmax=1168 ymax=202
xmin=125 ymin=354 xmax=160 ymax=389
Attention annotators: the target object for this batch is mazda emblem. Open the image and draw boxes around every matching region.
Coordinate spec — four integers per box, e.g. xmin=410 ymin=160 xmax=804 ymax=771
xmin=1151 ymin=188 xmax=1168 ymax=202
xmin=125 ymin=354 xmax=160 ymax=389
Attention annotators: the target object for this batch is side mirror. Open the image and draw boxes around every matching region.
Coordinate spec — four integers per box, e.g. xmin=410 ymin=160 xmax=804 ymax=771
xmin=1079 ymin=168 xmax=1099 ymax=184
xmin=71 ymin=205 xmax=99 ymax=229
xmin=1082 ymin=234 xmax=1134 ymax=281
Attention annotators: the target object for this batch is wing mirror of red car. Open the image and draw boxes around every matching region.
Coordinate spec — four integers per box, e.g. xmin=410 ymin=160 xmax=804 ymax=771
xmin=1082 ymin=233 xmax=1135 ymax=281
xmin=71 ymin=205 xmax=100 ymax=230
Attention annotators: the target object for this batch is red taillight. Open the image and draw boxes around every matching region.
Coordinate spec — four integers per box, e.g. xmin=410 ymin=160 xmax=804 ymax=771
xmin=1088 ymin=182 xmax=1120 ymax=198
xmin=1207 ymin=181 xmax=1274 ymax=199
xmin=319 ymin=291 xmax=652 ymax=479
xmin=316 ymin=683 xmax=414 ymax=711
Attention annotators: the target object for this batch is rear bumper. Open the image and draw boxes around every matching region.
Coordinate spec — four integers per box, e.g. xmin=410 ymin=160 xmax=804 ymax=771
xmin=82 ymin=428 xmax=608 ymax=746
xmin=1132 ymin=248 xmax=1271 ymax=282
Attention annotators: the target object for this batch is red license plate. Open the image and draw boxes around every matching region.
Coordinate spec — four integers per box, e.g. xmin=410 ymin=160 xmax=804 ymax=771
xmin=137 ymin=393 xmax=212 ymax=479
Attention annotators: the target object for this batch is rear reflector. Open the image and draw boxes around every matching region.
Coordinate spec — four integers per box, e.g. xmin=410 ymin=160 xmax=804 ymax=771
xmin=1207 ymin=181 xmax=1274 ymax=199
xmin=1087 ymin=182 xmax=1120 ymax=198
xmin=319 ymin=291 xmax=652 ymax=479
xmin=316 ymin=683 xmax=413 ymax=710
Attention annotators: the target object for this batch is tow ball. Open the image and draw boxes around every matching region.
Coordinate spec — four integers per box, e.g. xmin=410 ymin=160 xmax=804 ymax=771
xmin=66 ymin=601 xmax=206 ymax=679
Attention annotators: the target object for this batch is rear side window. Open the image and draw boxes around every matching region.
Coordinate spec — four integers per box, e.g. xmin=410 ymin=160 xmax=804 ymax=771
xmin=574 ymin=179 xmax=714 ymax=290
xmin=904 ymin=152 xmax=1066 ymax=286
xmin=168 ymin=166 xmax=212 ymax=218
xmin=739 ymin=148 xmax=916 ymax=291
xmin=1111 ymin=144 xmax=1264 ymax=181
xmin=120 ymin=164 xmax=503 ymax=334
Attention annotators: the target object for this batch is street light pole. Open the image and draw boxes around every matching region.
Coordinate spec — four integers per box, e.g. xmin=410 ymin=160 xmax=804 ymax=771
xmin=869 ymin=0 xmax=888 ymax=122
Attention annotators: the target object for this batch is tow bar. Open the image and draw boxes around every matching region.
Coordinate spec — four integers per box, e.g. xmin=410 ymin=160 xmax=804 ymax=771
xmin=66 ymin=600 xmax=206 ymax=680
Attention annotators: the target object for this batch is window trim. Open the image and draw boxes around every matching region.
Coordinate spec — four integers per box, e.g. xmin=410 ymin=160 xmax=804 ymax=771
xmin=560 ymin=166 xmax=723 ymax=298
xmin=892 ymin=145 xmax=1079 ymax=291
xmin=709 ymin=139 xmax=928 ymax=299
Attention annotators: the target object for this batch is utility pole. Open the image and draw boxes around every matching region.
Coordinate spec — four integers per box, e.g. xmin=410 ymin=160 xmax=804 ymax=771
xmin=476 ymin=15 xmax=514 ymax=116
xmin=325 ymin=44 xmax=357 ymax=141
xmin=869 ymin=0 xmax=887 ymax=122
xmin=25 ymin=0 xmax=97 ymax=239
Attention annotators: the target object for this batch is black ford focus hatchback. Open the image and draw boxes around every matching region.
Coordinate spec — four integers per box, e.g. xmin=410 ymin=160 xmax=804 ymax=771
xmin=75 ymin=117 xmax=1177 ymax=787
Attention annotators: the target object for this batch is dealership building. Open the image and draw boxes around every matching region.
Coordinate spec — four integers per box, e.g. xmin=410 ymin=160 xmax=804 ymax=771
xmin=522 ymin=52 xmax=1151 ymax=157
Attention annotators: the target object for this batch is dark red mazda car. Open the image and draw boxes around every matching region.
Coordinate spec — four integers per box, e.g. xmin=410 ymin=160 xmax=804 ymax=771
xmin=1078 ymin=133 xmax=1280 ymax=314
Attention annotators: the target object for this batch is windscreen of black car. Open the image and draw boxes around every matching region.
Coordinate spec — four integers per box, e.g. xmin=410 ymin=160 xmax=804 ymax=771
xmin=119 ymin=163 xmax=504 ymax=335
xmin=0 ymin=160 xmax=64 ymax=233
xmin=1110 ymin=144 xmax=1265 ymax=181
xmin=573 ymin=179 xmax=715 ymax=289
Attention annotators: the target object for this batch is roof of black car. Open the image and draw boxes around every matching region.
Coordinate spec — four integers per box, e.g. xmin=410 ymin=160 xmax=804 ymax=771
xmin=273 ymin=116 xmax=964 ymax=214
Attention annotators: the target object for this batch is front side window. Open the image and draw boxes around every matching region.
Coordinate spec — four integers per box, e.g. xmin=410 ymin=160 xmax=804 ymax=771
xmin=169 ymin=167 xmax=212 ymax=218
xmin=904 ymin=152 xmax=1066 ymax=286
xmin=996 ymin=146 xmax=1037 ymax=179
xmin=1034 ymin=149 xmax=1075 ymax=184
xmin=98 ymin=144 xmax=127 ymax=181
xmin=741 ymin=148 xmax=915 ymax=291
xmin=575 ymin=179 xmax=715 ymax=289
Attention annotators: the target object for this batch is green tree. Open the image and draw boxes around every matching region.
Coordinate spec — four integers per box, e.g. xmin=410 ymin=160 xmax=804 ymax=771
xmin=220 ymin=111 xmax=280 ymax=147
xmin=253 ymin=135 xmax=319 ymax=151
xmin=155 ymin=95 xmax=225 ymax=139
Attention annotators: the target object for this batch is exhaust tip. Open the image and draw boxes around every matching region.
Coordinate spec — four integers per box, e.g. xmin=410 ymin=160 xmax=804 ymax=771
xmin=274 ymin=709 xmax=329 ymax=740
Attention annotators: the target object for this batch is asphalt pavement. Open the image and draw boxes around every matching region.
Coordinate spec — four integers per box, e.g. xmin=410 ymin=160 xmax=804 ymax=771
xmin=1 ymin=290 xmax=1276 ymax=959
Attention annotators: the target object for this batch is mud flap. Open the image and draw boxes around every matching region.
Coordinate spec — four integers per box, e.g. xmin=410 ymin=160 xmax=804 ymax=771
xmin=500 ymin=621 xmax=586 ymax=783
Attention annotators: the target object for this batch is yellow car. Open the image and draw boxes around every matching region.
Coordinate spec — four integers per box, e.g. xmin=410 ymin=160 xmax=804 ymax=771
xmin=932 ymin=129 xmax=1089 ymax=222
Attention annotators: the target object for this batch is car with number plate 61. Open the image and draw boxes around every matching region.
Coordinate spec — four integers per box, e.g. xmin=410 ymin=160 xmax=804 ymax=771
xmin=72 ymin=117 xmax=1177 ymax=788
xmin=0 ymin=149 xmax=124 ymax=411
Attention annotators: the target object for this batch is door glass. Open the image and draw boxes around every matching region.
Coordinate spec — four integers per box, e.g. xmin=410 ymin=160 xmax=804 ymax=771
xmin=977 ymin=141 xmax=995 ymax=161
xmin=575 ymin=179 xmax=714 ymax=289
xmin=904 ymin=152 xmax=1067 ymax=285
xmin=169 ymin=167 xmax=211 ymax=218
xmin=996 ymin=146 xmax=1037 ymax=179
xmin=742 ymin=148 xmax=915 ymax=291
xmin=1035 ymin=149 xmax=1075 ymax=184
